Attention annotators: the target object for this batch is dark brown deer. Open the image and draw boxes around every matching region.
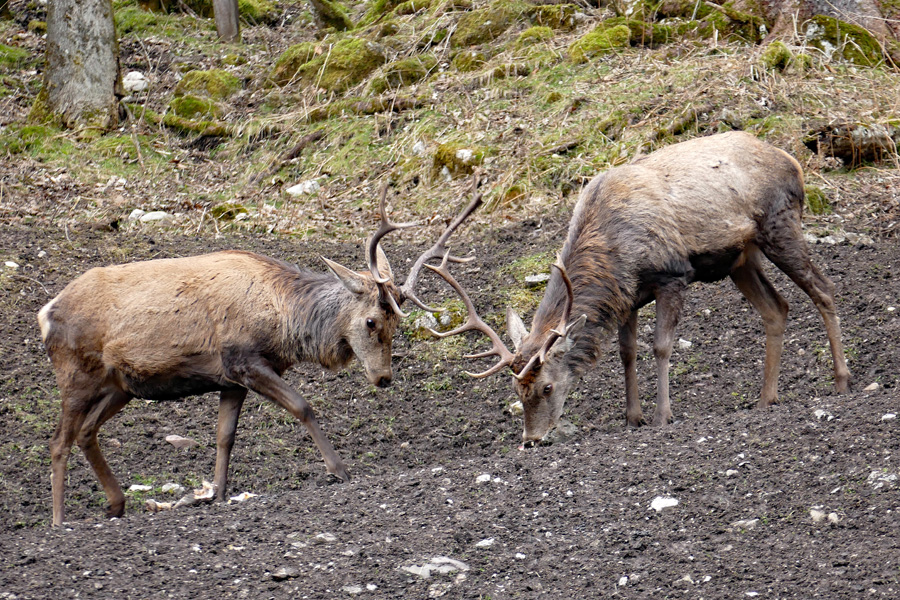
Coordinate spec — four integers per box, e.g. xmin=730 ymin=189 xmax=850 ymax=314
xmin=38 ymin=186 xmax=481 ymax=525
xmin=429 ymin=132 xmax=850 ymax=445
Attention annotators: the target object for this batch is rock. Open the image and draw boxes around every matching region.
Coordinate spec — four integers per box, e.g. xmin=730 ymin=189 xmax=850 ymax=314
xmin=810 ymin=509 xmax=826 ymax=523
xmin=475 ymin=538 xmax=494 ymax=548
xmin=160 ymin=483 xmax=185 ymax=495
xmin=128 ymin=484 xmax=152 ymax=492
xmin=725 ymin=469 xmax=738 ymax=477
xmin=165 ymin=434 xmax=199 ymax=449
xmin=730 ymin=518 xmax=759 ymax=530
xmin=229 ymin=492 xmax=258 ymax=503
xmin=650 ymin=496 xmax=679 ymax=512
xmin=412 ymin=141 xmax=426 ymax=155
xmin=123 ymin=71 xmax=149 ymax=93
xmin=475 ymin=474 xmax=491 ymax=484
xmin=270 ymin=566 xmax=300 ymax=581
xmin=401 ymin=556 xmax=469 ymax=579
xmin=863 ymin=382 xmax=880 ymax=392
xmin=313 ymin=532 xmax=337 ymax=544
xmin=507 ymin=401 xmax=524 ymax=416
xmin=524 ymin=273 xmax=550 ymax=288
xmin=285 ymin=179 xmax=321 ymax=195
xmin=127 ymin=209 xmax=146 ymax=221
xmin=139 ymin=211 xmax=174 ymax=225
xmin=882 ymin=413 xmax=896 ymax=421
xmin=677 ymin=338 xmax=692 ymax=350
xmin=544 ymin=418 xmax=578 ymax=444
xmin=618 ymin=576 xmax=628 ymax=586
xmin=4 ymin=261 xmax=19 ymax=269
xmin=813 ymin=409 xmax=835 ymax=421
xmin=827 ymin=512 xmax=840 ymax=524
xmin=342 ymin=585 xmax=363 ymax=594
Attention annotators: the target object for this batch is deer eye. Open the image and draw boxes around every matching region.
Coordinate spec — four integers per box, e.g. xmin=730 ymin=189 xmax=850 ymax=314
xmin=543 ymin=384 xmax=553 ymax=396
xmin=366 ymin=318 xmax=376 ymax=330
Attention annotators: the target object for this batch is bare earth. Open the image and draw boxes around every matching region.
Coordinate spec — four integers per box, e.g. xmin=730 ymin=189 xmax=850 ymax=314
xmin=0 ymin=218 xmax=898 ymax=599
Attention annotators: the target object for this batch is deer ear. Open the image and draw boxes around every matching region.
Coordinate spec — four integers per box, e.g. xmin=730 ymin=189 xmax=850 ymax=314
xmin=375 ymin=244 xmax=394 ymax=280
xmin=549 ymin=314 xmax=587 ymax=356
xmin=322 ymin=256 xmax=366 ymax=295
xmin=506 ymin=306 xmax=528 ymax=352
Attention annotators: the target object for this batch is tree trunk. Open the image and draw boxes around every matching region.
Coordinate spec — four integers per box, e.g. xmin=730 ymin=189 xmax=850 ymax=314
xmin=39 ymin=0 xmax=120 ymax=130
xmin=214 ymin=0 xmax=241 ymax=42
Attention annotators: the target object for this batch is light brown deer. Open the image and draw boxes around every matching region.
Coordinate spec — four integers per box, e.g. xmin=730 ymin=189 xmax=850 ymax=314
xmin=38 ymin=186 xmax=481 ymax=525
xmin=428 ymin=132 xmax=851 ymax=445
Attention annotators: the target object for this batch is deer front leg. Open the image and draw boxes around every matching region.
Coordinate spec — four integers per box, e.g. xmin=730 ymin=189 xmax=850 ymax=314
xmin=618 ymin=310 xmax=643 ymax=427
xmin=75 ymin=390 xmax=131 ymax=520
xmin=652 ymin=282 xmax=686 ymax=426
xmin=230 ymin=360 xmax=350 ymax=483
xmin=214 ymin=387 xmax=248 ymax=501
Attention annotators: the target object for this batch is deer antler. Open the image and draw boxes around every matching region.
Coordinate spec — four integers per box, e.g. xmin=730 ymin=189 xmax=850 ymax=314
xmin=366 ymin=178 xmax=482 ymax=319
xmin=424 ymin=252 xmax=517 ymax=378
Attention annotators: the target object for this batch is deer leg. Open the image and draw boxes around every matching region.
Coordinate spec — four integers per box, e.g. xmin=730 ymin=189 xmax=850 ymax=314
xmin=214 ymin=387 xmax=248 ymax=501
xmin=730 ymin=250 xmax=789 ymax=407
xmin=618 ymin=310 xmax=644 ymax=427
xmin=760 ymin=227 xmax=851 ymax=393
xmin=651 ymin=282 xmax=686 ymax=426
xmin=76 ymin=390 xmax=131 ymax=519
xmin=50 ymin=402 xmax=84 ymax=527
xmin=230 ymin=360 xmax=349 ymax=482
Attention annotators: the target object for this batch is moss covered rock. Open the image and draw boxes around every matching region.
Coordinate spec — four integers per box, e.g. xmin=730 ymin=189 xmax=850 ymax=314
xmin=602 ymin=16 xmax=673 ymax=46
xmin=451 ymin=50 xmax=487 ymax=71
xmin=804 ymin=15 xmax=883 ymax=66
xmin=301 ymin=38 xmax=387 ymax=92
xmin=451 ymin=0 xmax=529 ymax=47
xmin=174 ymin=69 xmax=241 ymax=100
xmin=238 ymin=0 xmax=279 ymax=24
xmin=805 ymin=185 xmax=831 ymax=215
xmin=568 ymin=24 xmax=630 ymax=62
xmin=270 ymin=43 xmax=319 ymax=86
xmin=395 ymin=0 xmax=432 ymax=15
xmin=369 ymin=53 xmax=437 ymax=93
xmin=168 ymin=94 xmax=223 ymax=119
xmin=515 ymin=25 xmax=554 ymax=48
xmin=760 ymin=40 xmax=792 ymax=71
xmin=433 ymin=142 xmax=484 ymax=176
xmin=309 ymin=0 xmax=353 ymax=30
xmin=530 ymin=4 xmax=578 ymax=30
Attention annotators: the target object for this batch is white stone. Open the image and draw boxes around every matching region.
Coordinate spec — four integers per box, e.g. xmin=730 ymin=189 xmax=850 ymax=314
xmin=165 ymin=434 xmax=198 ymax=449
xmin=813 ymin=409 xmax=834 ymax=421
xmin=475 ymin=537 xmax=495 ymax=548
xmin=810 ymin=509 xmax=826 ymax=523
xmin=730 ymin=518 xmax=759 ymax=530
xmin=863 ymin=382 xmax=880 ymax=392
xmin=650 ymin=496 xmax=679 ymax=512
xmin=507 ymin=400 xmax=524 ymax=416
xmin=725 ymin=469 xmax=738 ymax=477
xmin=4 ymin=261 xmax=19 ymax=269
xmin=140 ymin=211 xmax=174 ymax=224
xmin=618 ymin=576 xmax=628 ymax=586
xmin=342 ymin=585 xmax=363 ymax=594
xmin=123 ymin=71 xmax=149 ymax=93
xmin=475 ymin=474 xmax=491 ymax=484
xmin=412 ymin=141 xmax=426 ymax=155
xmin=128 ymin=484 xmax=152 ymax=492
xmin=314 ymin=532 xmax=337 ymax=544
xmin=827 ymin=512 xmax=840 ymax=524
xmin=161 ymin=483 xmax=185 ymax=495
xmin=515 ymin=553 xmax=526 ymax=560
xmin=229 ymin=492 xmax=258 ymax=503
xmin=882 ymin=413 xmax=896 ymax=421
xmin=524 ymin=273 xmax=550 ymax=288
xmin=677 ymin=338 xmax=692 ymax=350
xmin=285 ymin=179 xmax=321 ymax=195
xmin=127 ymin=209 xmax=146 ymax=221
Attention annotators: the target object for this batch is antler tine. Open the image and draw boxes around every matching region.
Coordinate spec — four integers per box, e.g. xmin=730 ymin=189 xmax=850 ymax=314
xmin=536 ymin=255 xmax=575 ymax=364
xmin=366 ymin=183 xmax=419 ymax=285
xmin=423 ymin=252 xmax=516 ymax=379
xmin=400 ymin=180 xmax=483 ymax=312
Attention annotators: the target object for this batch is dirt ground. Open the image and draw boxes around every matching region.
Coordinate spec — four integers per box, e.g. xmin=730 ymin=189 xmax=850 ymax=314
xmin=0 ymin=215 xmax=898 ymax=599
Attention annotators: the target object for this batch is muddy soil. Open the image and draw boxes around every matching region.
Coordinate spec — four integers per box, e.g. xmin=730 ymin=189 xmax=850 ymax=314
xmin=0 ymin=219 xmax=898 ymax=599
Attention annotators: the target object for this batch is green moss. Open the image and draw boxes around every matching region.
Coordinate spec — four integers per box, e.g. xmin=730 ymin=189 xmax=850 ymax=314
xmin=210 ymin=202 xmax=248 ymax=220
xmin=568 ymin=24 xmax=630 ymax=62
xmin=369 ymin=53 xmax=437 ymax=94
xmin=760 ymin=40 xmax=792 ymax=71
xmin=174 ymin=69 xmax=241 ymax=100
xmin=168 ymin=94 xmax=222 ymax=119
xmin=269 ymin=42 xmax=318 ymax=86
xmin=805 ymin=185 xmax=831 ymax=215
xmin=309 ymin=0 xmax=353 ymax=30
xmin=804 ymin=15 xmax=883 ymax=66
xmin=395 ymin=0 xmax=431 ymax=15
xmin=530 ymin=4 xmax=578 ymax=30
xmin=602 ymin=17 xmax=673 ymax=46
xmin=90 ymin=134 xmax=158 ymax=160
xmin=27 ymin=20 xmax=47 ymax=34
xmin=0 ymin=43 xmax=28 ymax=67
xmin=515 ymin=25 xmax=553 ymax=49
xmin=656 ymin=0 xmax=714 ymax=19
xmin=115 ymin=5 xmax=160 ymax=35
xmin=238 ymin=0 xmax=279 ymax=24
xmin=451 ymin=0 xmax=529 ymax=47
xmin=298 ymin=38 xmax=387 ymax=92
xmin=451 ymin=50 xmax=487 ymax=72
xmin=433 ymin=141 xmax=485 ymax=176
xmin=0 ymin=124 xmax=57 ymax=155
xmin=162 ymin=113 xmax=230 ymax=137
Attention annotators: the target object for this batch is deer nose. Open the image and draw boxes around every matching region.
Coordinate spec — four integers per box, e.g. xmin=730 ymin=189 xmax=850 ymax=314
xmin=375 ymin=375 xmax=392 ymax=388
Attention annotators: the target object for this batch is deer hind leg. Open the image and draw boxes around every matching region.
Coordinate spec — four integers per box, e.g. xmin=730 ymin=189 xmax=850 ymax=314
xmin=618 ymin=310 xmax=644 ymax=427
xmin=50 ymin=400 xmax=84 ymax=527
xmin=651 ymin=281 xmax=686 ymax=426
xmin=76 ymin=389 xmax=131 ymax=520
xmin=759 ymin=220 xmax=851 ymax=393
xmin=730 ymin=248 xmax=789 ymax=407
xmin=213 ymin=387 xmax=248 ymax=501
